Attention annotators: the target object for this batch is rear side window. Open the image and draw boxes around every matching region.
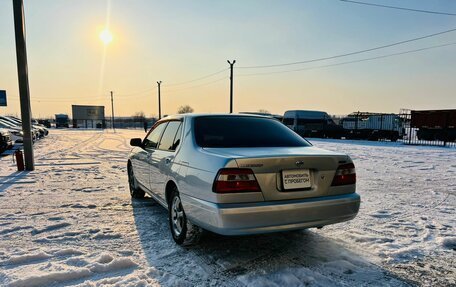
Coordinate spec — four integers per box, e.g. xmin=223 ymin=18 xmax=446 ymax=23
xmin=171 ymin=123 xmax=182 ymax=150
xmin=144 ymin=122 xmax=167 ymax=149
xmin=297 ymin=118 xmax=325 ymax=125
xmin=194 ymin=116 xmax=311 ymax=148
xmin=158 ymin=121 xmax=182 ymax=151
xmin=283 ymin=118 xmax=294 ymax=125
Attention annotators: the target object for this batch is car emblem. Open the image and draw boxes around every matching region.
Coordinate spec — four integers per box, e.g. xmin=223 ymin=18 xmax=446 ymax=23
xmin=295 ymin=160 xmax=304 ymax=167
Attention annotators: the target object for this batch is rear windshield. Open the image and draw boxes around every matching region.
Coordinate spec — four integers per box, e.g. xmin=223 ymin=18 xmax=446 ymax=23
xmin=194 ymin=116 xmax=311 ymax=148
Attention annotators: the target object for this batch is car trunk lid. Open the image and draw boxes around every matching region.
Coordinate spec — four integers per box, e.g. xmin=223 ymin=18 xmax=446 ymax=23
xmin=203 ymin=146 xmax=350 ymax=201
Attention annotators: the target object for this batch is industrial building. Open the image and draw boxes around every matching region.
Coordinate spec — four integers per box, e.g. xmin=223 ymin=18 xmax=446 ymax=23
xmin=72 ymin=105 xmax=105 ymax=128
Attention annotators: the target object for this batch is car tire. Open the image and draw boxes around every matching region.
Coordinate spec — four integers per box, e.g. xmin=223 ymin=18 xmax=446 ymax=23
xmin=128 ymin=163 xmax=145 ymax=199
xmin=168 ymin=187 xmax=203 ymax=246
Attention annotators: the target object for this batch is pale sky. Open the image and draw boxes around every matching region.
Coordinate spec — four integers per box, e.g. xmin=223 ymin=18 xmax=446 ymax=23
xmin=0 ymin=0 xmax=455 ymax=118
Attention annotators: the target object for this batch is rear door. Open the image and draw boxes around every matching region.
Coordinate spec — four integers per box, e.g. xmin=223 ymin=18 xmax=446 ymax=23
xmin=149 ymin=120 xmax=182 ymax=202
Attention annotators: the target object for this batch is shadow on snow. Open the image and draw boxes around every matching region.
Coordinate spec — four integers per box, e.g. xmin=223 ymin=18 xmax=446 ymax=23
xmin=131 ymin=196 xmax=413 ymax=286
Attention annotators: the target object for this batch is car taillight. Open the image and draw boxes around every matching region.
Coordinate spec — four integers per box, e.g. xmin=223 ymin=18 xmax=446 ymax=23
xmin=331 ymin=163 xmax=356 ymax=186
xmin=213 ymin=168 xmax=261 ymax=193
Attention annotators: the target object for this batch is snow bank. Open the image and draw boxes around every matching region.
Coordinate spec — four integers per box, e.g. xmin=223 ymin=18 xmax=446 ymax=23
xmin=9 ymin=269 xmax=92 ymax=287
xmin=89 ymin=257 xmax=138 ymax=273
xmin=4 ymin=252 xmax=51 ymax=265
xmin=8 ymin=255 xmax=138 ymax=287
xmin=53 ymin=248 xmax=84 ymax=257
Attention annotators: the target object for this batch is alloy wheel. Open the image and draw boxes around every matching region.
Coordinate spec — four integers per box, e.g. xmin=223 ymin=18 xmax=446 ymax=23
xmin=128 ymin=167 xmax=136 ymax=195
xmin=171 ymin=196 xmax=184 ymax=236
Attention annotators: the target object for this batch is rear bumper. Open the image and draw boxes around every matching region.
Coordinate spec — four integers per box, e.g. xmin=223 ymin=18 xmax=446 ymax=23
xmin=181 ymin=193 xmax=360 ymax=236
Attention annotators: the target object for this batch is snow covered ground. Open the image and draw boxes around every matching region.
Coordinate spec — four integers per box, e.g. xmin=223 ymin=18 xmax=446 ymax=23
xmin=0 ymin=129 xmax=454 ymax=287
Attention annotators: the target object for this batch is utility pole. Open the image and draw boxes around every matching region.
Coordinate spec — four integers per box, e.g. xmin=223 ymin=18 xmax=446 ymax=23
xmin=110 ymin=91 xmax=115 ymax=132
xmin=13 ymin=0 xmax=34 ymax=170
xmin=157 ymin=81 xmax=162 ymax=119
xmin=227 ymin=60 xmax=236 ymax=113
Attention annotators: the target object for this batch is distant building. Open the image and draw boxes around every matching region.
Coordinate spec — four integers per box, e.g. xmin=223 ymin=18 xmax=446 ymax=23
xmin=72 ymin=105 xmax=105 ymax=128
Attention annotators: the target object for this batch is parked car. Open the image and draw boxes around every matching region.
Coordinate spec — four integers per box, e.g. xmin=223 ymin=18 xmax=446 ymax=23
xmin=0 ymin=119 xmax=25 ymax=143
xmin=0 ymin=128 xmax=13 ymax=153
xmin=38 ymin=119 xmax=52 ymax=128
xmin=32 ymin=119 xmax=50 ymax=135
xmin=0 ymin=116 xmax=42 ymax=139
xmin=127 ymin=114 xmax=360 ymax=245
xmin=6 ymin=116 xmax=48 ymax=137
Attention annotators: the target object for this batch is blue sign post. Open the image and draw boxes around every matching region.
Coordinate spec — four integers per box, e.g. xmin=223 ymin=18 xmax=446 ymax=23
xmin=0 ymin=90 xmax=6 ymax=106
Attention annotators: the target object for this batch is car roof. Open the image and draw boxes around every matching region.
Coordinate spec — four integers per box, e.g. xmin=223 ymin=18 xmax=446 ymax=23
xmin=160 ymin=113 xmax=273 ymax=121
xmin=0 ymin=119 xmax=18 ymax=126
xmin=283 ymin=110 xmax=330 ymax=119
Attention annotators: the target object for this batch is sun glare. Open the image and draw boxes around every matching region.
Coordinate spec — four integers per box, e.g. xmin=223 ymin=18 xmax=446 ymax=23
xmin=99 ymin=28 xmax=113 ymax=45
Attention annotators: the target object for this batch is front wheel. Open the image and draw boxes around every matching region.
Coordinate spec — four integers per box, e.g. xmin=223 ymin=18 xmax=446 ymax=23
xmin=128 ymin=163 xmax=145 ymax=199
xmin=169 ymin=188 xmax=203 ymax=245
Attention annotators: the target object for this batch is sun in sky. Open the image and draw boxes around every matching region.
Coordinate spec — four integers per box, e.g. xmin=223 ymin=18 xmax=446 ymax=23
xmin=99 ymin=28 xmax=113 ymax=45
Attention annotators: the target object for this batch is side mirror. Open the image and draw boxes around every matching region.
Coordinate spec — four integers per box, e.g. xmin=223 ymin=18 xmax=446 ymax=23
xmin=130 ymin=138 xmax=142 ymax=147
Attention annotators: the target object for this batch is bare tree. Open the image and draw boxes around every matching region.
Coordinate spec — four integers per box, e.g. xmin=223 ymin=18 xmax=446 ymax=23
xmin=177 ymin=105 xmax=194 ymax=114
xmin=132 ymin=111 xmax=146 ymax=121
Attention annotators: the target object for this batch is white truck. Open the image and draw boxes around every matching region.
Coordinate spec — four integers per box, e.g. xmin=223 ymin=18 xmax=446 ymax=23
xmin=341 ymin=113 xmax=404 ymax=141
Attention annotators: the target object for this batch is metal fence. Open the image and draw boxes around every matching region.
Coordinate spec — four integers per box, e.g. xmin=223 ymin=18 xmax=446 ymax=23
xmin=400 ymin=110 xmax=456 ymax=148
xmin=67 ymin=113 xmax=456 ymax=148
xmin=104 ymin=117 xmax=157 ymax=130
xmin=331 ymin=110 xmax=456 ymax=148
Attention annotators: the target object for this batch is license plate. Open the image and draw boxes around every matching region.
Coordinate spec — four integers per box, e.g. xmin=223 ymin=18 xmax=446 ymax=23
xmin=282 ymin=169 xmax=311 ymax=190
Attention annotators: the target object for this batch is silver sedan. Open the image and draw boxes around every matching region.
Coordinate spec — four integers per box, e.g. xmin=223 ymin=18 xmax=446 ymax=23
xmin=127 ymin=114 xmax=360 ymax=245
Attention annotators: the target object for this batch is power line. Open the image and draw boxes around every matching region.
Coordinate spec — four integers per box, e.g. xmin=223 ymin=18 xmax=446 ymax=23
xmin=113 ymin=67 xmax=229 ymax=97
xmin=113 ymin=76 xmax=228 ymax=98
xmin=8 ymin=93 xmax=111 ymax=101
xmin=9 ymin=68 xmax=228 ymax=105
xmin=23 ymin=77 xmax=229 ymax=102
xmin=10 ymin=68 xmax=228 ymax=102
xmin=339 ymin=0 xmax=456 ymax=16
xmin=9 ymin=96 xmax=122 ymax=102
xmin=162 ymin=76 xmax=228 ymax=94
xmin=163 ymin=68 xmax=228 ymax=87
xmin=237 ymin=42 xmax=456 ymax=77
xmin=40 ymin=97 xmax=106 ymax=101
xmin=16 ymin=76 xmax=228 ymax=102
xmin=7 ymin=40 xmax=454 ymax=102
xmin=115 ymin=87 xmax=154 ymax=98
xmin=25 ymin=98 xmax=87 ymax=103
xmin=237 ymin=27 xmax=456 ymax=69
